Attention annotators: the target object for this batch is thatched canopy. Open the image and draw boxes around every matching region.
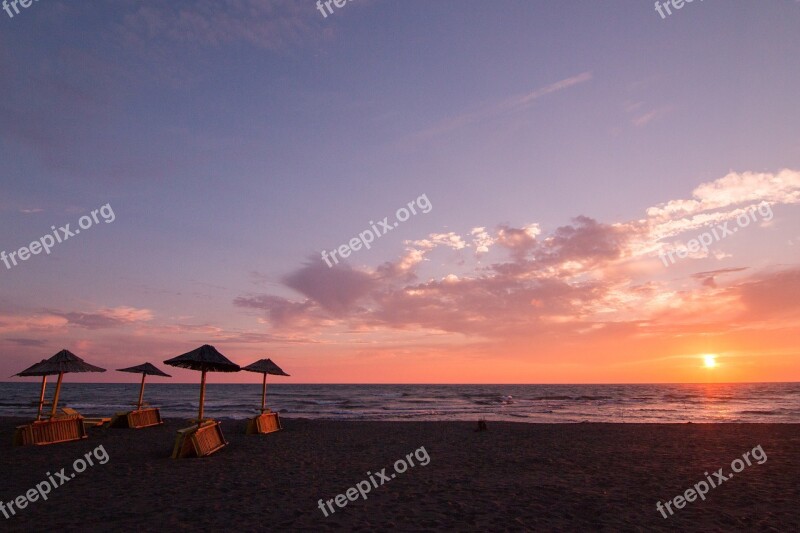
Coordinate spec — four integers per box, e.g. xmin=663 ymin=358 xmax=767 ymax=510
xmin=28 ymin=349 xmax=106 ymax=375
xmin=163 ymin=345 xmax=240 ymax=372
xmin=118 ymin=362 xmax=171 ymax=377
xmin=242 ymin=359 xmax=290 ymax=376
xmin=12 ymin=359 xmax=56 ymax=420
xmin=13 ymin=359 xmax=54 ymax=377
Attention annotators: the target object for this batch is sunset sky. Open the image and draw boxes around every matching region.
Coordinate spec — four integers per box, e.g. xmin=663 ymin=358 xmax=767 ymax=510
xmin=1 ymin=0 xmax=799 ymax=384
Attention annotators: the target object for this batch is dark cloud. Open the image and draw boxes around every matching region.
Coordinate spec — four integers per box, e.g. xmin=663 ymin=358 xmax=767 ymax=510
xmin=4 ymin=337 xmax=47 ymax=347
xmin=233 ymin=294 xmax=320 ymax=329
xmin=282 ymin=260 xmax=377 ymax=315
xmin=536 ymin=216 xmax=627 ymax=264
xmin=231 ymin=214 xmax=800 ymax=344
xmin=495 ymin=225 xmax=537 ymax=261
xmin=46 ymin=307 xmax=151 ymax=330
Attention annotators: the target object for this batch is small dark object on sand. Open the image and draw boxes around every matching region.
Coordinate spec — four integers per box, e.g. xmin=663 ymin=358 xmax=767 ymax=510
xmin=475 ymin=420 xmax=488 ymax=432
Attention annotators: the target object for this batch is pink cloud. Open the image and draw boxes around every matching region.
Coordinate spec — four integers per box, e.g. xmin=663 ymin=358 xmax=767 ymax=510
xmin=0 ymin=313 xmax=68 ymax=335
xmin=229 ymin=169 xmax=800 ymax=346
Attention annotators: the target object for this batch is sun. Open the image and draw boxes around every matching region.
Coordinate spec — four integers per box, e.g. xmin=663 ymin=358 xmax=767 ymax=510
xmin=703 ymin=354 xmax=718 ymax=368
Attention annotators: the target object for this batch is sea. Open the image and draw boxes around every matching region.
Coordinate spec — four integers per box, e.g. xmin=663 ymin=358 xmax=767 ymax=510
xmin=0 ymin=382 xmax=798 ymax=423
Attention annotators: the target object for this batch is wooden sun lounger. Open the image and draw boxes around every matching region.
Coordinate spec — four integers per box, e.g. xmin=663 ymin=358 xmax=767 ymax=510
xmin=13 ymin=416 xmax=87 ymax=446
xmin=84 ymin=418 xmax=112 ymax=427
xmin=110 ymin=407 xmax=164 ymax=429
xmin=60 ymin=407 xmax=111 ymax=428
xmin=171 ymin=420 xmax=228 ymax=459
xmin=246 ymin=412 xmax=282 ymax=435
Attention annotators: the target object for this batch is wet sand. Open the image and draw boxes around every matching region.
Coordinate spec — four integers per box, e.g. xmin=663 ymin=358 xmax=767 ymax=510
xmin=1 ymin=417 xmax=798 ymax=531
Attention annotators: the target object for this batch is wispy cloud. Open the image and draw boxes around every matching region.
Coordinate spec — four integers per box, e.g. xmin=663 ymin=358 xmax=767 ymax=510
xmin=408 ymin=72 xmax=593 ymax=142
xmin=48 ymin=306 xmax=154 ymax=330
xmin=630 ymin=106 xmax=671 ymax=127
xmin=119 ymin=0 xmax=318 ymax=52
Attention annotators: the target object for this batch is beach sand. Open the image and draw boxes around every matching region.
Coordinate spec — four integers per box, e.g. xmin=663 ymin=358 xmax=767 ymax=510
xmin=1 ymin=417 xmax=798 ymax=531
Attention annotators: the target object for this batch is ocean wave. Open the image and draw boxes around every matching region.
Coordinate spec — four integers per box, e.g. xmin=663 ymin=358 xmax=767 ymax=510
xmin=2 ymin=383 xmax=798 ymax=423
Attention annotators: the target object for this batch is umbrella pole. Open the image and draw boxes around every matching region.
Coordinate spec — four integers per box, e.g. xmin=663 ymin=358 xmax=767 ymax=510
xmin=50 ymin=372 xmax=64 ymax=419
xmin=261 ymin=373 xmax=267 ymax=413
xmin=36 ymin=376 xmax=48 ymax=421
xmin=137 ymin=373 xmax=146 ymax=410
xmin=198 ymin=369 xmax=207 ymax=423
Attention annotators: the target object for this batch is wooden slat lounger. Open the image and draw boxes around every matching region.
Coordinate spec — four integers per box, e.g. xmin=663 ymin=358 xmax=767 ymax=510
xmin=171 ymin=420 xmax=228 ymax=459
xmin=246 ymin=412 xmax=282 ymax=435
xmin=110 ymin=407 xmax=164 ymax=429
xmin=13 ymin=416 xmax=88 ymax=446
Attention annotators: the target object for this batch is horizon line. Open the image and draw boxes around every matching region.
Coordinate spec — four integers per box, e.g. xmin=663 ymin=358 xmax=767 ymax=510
xmin=2 ymin=380 xmax=798 ymax=386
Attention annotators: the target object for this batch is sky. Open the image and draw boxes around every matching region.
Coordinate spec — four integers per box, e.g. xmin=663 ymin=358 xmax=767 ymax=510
xmin=1 ymin=0 xmax=799 ymax=384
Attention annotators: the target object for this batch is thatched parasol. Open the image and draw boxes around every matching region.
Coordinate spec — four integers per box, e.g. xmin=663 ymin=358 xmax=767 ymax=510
xmin=242 ymin=359 xmax=289 ymax=413
xmin=117 ymin=363 xmax=171 ymax=410
xmin=19 ymin=350 xmax=107 ymax=419
xmin=13 ymin=359 xmax=54 ymax=420
xmin=163 ymin=345 xmax=240 ymax=422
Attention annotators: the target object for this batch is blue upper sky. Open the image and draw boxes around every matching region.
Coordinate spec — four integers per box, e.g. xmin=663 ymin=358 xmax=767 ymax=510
xmin=1 ymin=1 xmax=799 ymax=383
